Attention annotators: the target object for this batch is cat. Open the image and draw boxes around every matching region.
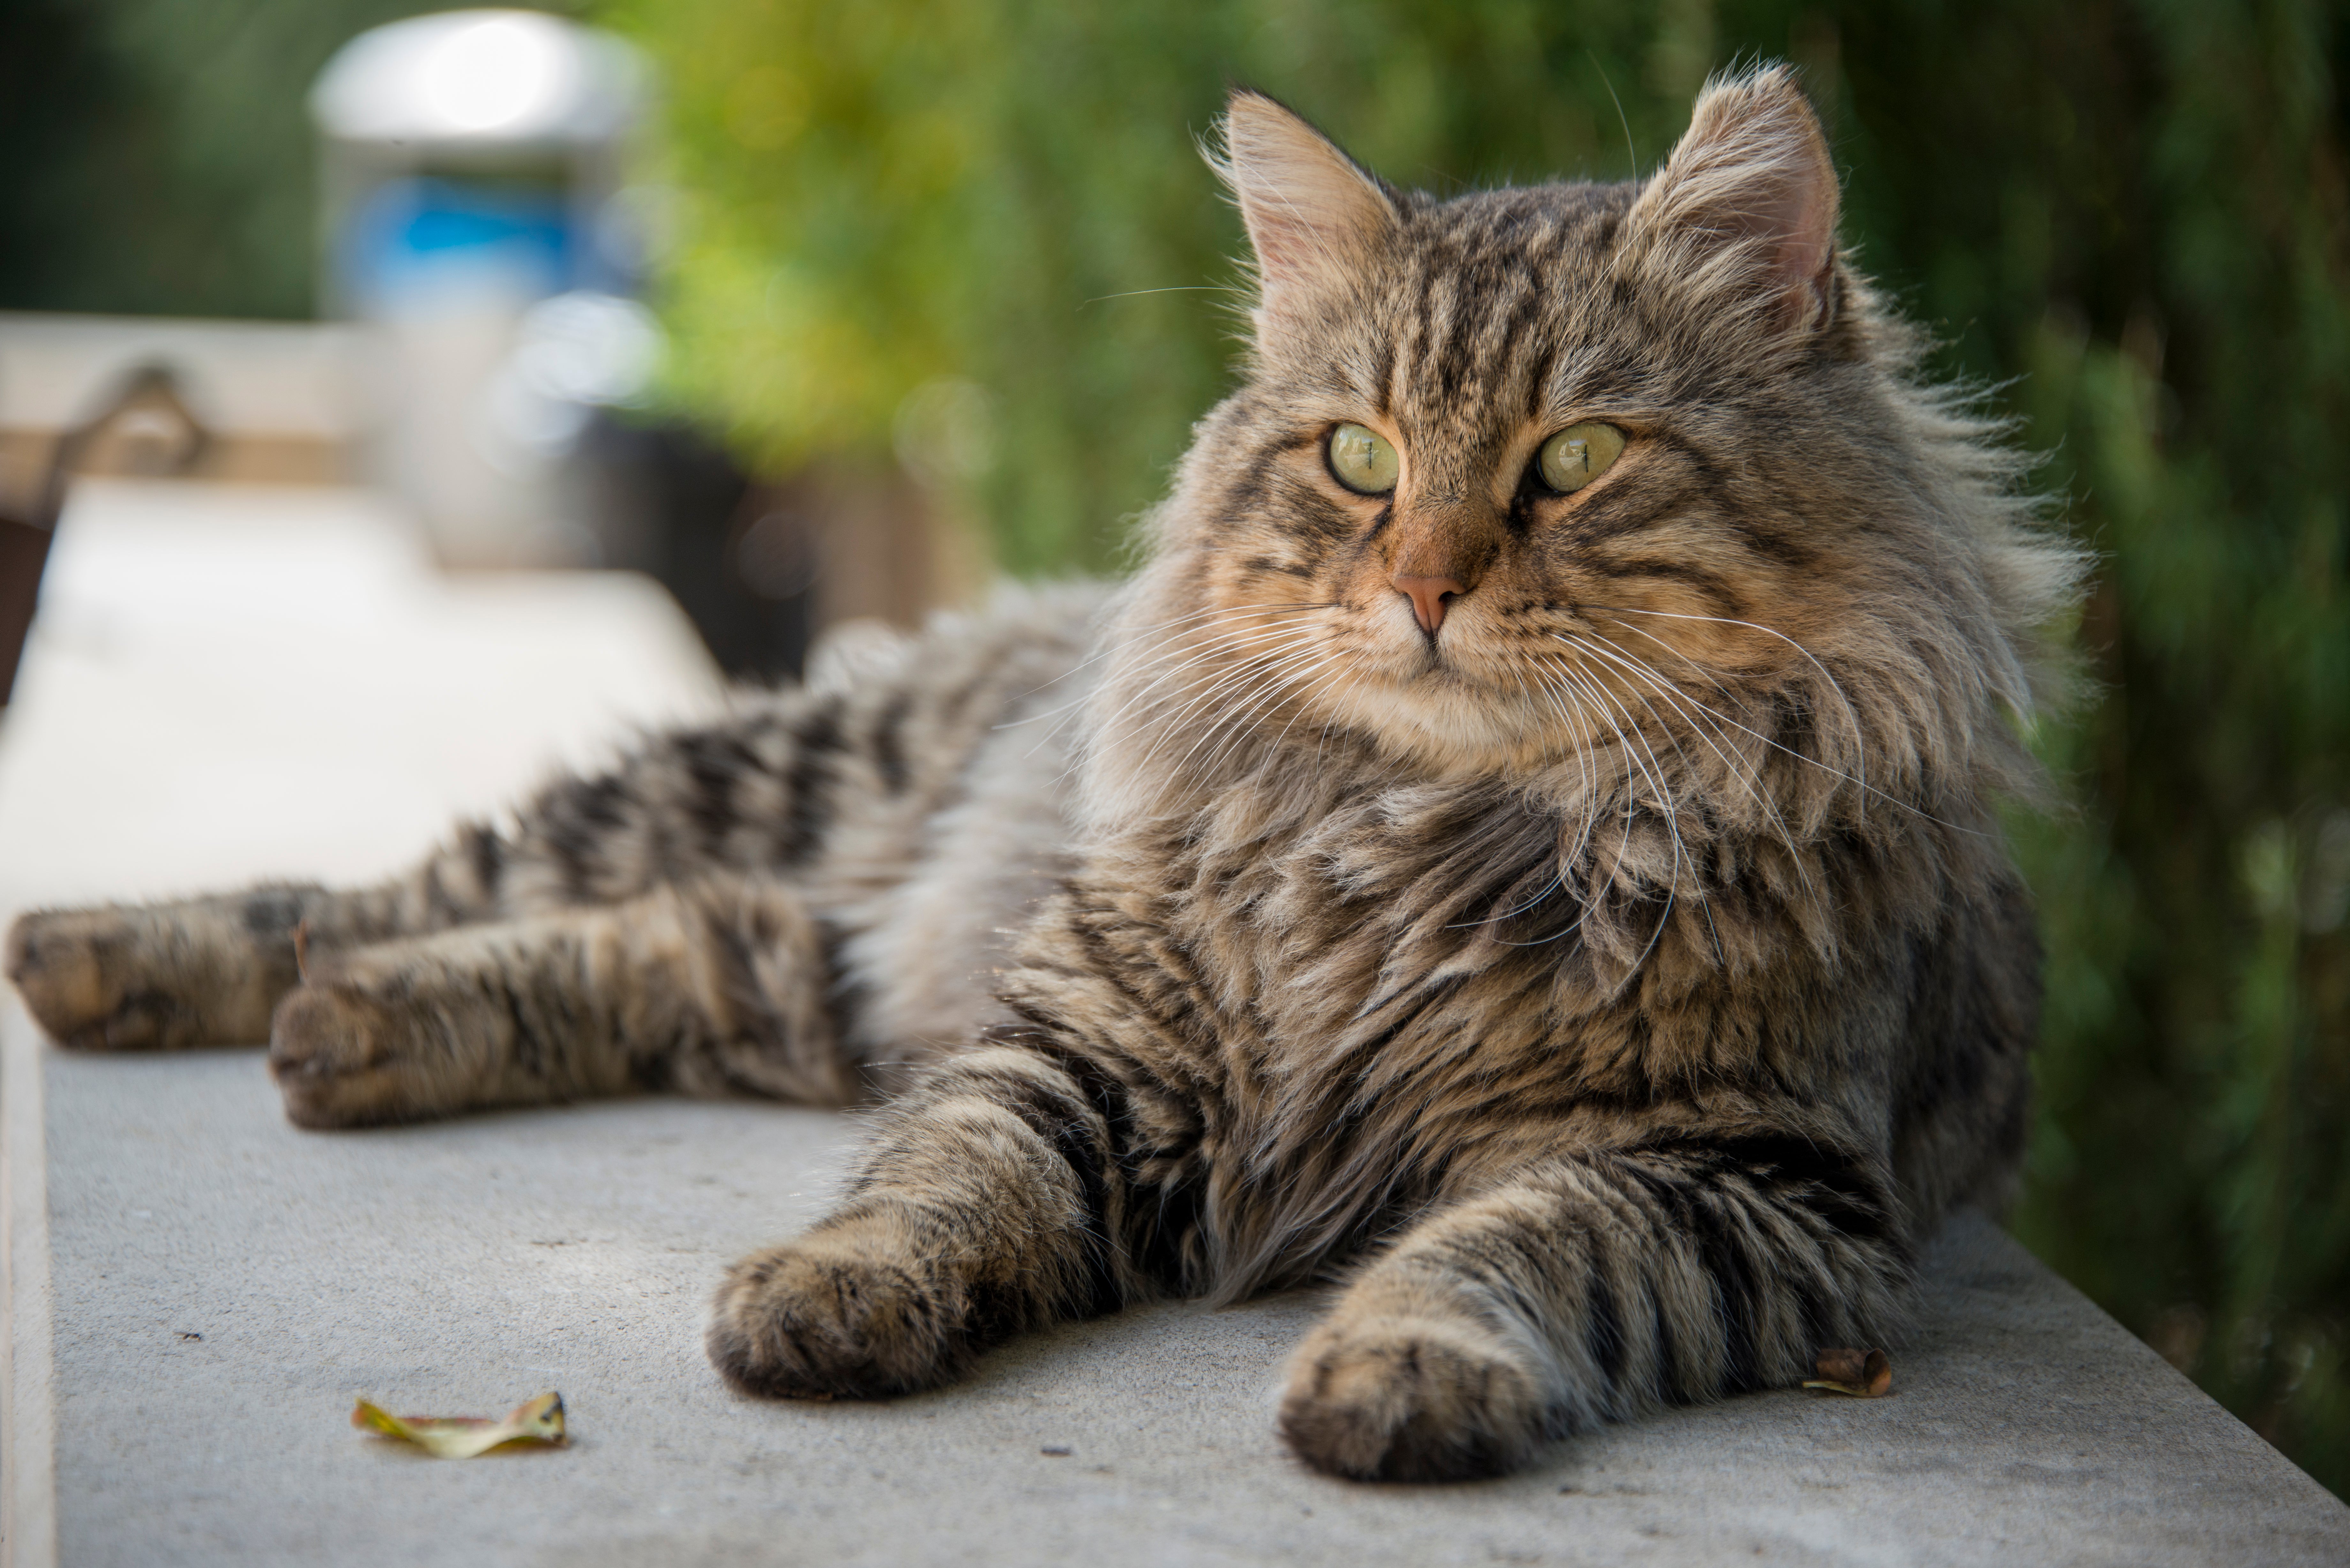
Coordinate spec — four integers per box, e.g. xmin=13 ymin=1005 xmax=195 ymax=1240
xmin=4 ymin=66 xmax=2078 ymax=1482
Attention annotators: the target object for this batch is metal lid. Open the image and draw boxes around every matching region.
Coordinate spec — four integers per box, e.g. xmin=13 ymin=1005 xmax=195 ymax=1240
xmin=310 ymin=10 xmax=643 ymax=149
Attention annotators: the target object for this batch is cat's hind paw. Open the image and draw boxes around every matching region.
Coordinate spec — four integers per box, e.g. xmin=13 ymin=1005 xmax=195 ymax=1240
xmin=1278 ymin=1314 xmax=1551 ymax=1482
xmin=707 ymin=1231 xmax=966 ymax=1401
xmin=6 ymin=907 xmax=205 ymax=1050
xmin=267 ymin=978 xmax=448 ymax=1129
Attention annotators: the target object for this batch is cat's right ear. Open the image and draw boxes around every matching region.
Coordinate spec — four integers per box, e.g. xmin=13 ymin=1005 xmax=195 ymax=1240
xmin=1213 ymin=91 xmax=1398 ymax=320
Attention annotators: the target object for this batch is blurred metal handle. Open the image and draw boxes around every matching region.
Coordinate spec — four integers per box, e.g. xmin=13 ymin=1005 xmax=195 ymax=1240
xmin=0 ymin=363 xmax=213 ymax=706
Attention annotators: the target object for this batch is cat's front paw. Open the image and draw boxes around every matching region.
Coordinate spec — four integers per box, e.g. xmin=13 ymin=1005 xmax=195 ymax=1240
xmin=6 ymin=907 xmax=201 ymax=1050
xmin=707 ymin=1229 xmax=967 ymax=1400
xmin=1278 ymin=1314 xmax=1550 ymax=1482
xmin=267 ymin=979 xmax=446 ymax=1129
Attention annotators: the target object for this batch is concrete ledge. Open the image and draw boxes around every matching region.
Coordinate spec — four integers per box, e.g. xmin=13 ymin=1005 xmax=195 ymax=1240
xmin=2 ymin=1004 xmax=55 ymax=1565
xmin=9 ymin=1025 xmax=2348 ymax=1567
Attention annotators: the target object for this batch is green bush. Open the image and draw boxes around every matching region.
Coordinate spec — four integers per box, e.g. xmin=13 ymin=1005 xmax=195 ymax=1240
xmin=612 ymin=0 xmax=2350 ymax=1493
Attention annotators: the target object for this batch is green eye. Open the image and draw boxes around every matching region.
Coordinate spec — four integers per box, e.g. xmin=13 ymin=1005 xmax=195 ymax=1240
xmin=1326 ymin=422 xmax=1400 ymax=495
xmin=1536 ymin=422 xmax=1627 ymax=494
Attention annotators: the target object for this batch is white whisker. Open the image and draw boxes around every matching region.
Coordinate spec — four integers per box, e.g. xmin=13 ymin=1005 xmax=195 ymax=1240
xmin=1000 ymin=601 xmax=1333 ymax=734
xmin=1555 ymin=632 xmax=1815 ymax=909
xmin=1581 ymin=603 xmax=1871 ymax=824
xmin=1581 ymin=608 xmax=1985 ymax=836
xmin=1129 ymin=630 xmax=1328 ymax=778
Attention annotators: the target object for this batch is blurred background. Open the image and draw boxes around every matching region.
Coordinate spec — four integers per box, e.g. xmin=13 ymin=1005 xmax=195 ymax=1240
xmin=0 ymin=0 xmax=2343 ymax=1497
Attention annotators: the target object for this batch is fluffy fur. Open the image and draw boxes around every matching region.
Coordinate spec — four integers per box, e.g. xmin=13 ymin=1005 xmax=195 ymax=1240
xmin=4 ymin=68 xmax=2078 ymax=1482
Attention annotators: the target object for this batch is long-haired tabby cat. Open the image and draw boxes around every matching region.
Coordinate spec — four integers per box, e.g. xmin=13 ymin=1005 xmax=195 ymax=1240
xmin=5 ymin=67 xmax=2076 ymax=1481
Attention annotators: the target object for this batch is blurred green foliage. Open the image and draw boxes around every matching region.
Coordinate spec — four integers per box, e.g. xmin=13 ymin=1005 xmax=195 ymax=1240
xmin=602 ymin=0 xmax=1754 ymax=573
xmin=1 ymin=0 xmax=2343 ymax=1501
xmin=613 ymin=0 xmax=2350 ymax=1492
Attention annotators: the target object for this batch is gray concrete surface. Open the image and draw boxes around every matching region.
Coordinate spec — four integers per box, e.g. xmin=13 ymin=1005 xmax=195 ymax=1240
xmin=15 ymin=1025 xmax=2350 ymax=1568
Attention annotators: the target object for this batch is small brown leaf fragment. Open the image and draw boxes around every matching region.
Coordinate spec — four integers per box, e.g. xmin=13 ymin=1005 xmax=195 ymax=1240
xmin=352 ymin=1391 xmax=567 ymax=1458
xmin=292 ymin=920 xmax=312 ymax=984
xmin=1802 ymin=1347 xmax=1892 ymax=1398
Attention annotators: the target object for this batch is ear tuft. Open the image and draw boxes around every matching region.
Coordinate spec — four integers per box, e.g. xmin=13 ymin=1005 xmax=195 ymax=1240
xmin=1213 ymin=90 xmax=1397 ymax=312
xmin=1628 ymin=64 xmax=1840 ymax=334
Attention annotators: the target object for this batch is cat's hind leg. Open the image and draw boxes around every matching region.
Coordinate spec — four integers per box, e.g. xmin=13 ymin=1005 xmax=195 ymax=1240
xmin=1275 ymin=1138 xmax=1911 ymax=1481
xmin=3 ymin=812 xmax=525 ymax=1052
xmin=6 ymin=674 xmax=857 ymax=1054
xmin=266 ymin=873 xmax=851 ymax=1127
xmin=9 ymin=884 xmax=346 ymax=1051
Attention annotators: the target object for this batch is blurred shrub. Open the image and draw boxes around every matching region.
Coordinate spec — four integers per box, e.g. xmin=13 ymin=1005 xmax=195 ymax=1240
xmin=617 ymin=0 xmax=2348 ymax=1490
xmin=601 ymin=0 xmax=1733 ymax=572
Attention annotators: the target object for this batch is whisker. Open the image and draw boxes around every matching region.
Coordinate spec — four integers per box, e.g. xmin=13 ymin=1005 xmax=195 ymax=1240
xmin=1556 ymin=633 xmax=1816 ymax=908
xmin=1129 ymin=631 xmax=1327 ymax=777
xmin=1182 ymin=642 xmax=1349 ymax=779
xmin=1004 ymin=602 xmax=1333 ymax=732
xmin=1045 ymin=623 xmax=1324 ymax=789
xmin=1556 ymin=636 xmax=1733 ymax=960
xmin=1579 ymin=632 xmax=1805 ymax=866
xmin=1492 ymin=664 xmax=1606 ymax=949
xmin=1581 ymin=603 xmax=1871 ymax=825
xmin=1037 ymin=623 xmax=1318 ymax=775
xmin=1079 ymin=284 xmax=1242 ymax=308
xmin=1543 ymin=653 xmax=1684 ymax=969
xmin=1262 ymin=644 xmax=1368 ymax=765
xmin=1581 ymin=608 xmax=1987 ymax=837
xmin=1088 ymin=618 xmax=1332 ymax=745
xmin=1524 ymin=661 xmax=1608 ymax=875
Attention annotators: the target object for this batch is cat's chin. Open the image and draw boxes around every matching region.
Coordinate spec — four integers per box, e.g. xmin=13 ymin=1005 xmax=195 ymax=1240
xmin=1321 ymin=665 xmax=1564 ymax=779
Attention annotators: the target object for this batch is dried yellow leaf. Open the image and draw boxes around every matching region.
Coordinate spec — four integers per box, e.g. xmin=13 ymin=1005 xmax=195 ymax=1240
xmin=352 ymin=1391 xmax=567 ymax=1458
xmin=1802 ymin=1347 xmax=1893 ymax=1398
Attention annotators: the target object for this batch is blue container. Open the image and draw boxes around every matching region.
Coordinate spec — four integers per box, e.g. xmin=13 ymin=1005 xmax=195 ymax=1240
xmin=339 ymin=176 xmax=581 ymax=312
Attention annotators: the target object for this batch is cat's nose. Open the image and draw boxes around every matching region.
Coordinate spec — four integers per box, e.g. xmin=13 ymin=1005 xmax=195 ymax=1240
xmin=1391 ymin=573 xmax=1468 ymax=634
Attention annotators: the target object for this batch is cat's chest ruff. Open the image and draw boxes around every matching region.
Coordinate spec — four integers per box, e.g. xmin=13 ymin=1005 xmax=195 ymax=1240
xmin=1152 ymin=778 xmax=1578 ymax=1052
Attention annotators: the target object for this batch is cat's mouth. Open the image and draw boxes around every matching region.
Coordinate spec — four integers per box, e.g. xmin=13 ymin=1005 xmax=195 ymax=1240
xmin=1387 ymin=612 xmax=1516 ymax=685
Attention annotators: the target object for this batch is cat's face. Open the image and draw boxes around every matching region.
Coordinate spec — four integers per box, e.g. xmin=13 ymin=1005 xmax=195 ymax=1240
xmin=1121 ymin=69 xmax=2030 ymax=803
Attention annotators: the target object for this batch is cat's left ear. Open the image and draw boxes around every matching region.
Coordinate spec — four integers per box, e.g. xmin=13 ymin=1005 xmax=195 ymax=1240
xmin=1215 ymin=90 xmax=1399 ymax=319
xmin=1626 ymin=65 xmax=1840 ymax=335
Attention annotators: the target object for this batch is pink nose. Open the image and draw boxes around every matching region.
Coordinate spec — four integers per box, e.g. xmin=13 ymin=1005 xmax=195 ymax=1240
xmin=1391 ymin=574 xmax=1467 ymax=634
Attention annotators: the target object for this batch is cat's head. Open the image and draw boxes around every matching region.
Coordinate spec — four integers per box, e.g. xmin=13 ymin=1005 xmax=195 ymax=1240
xmin=1097 ymin=66 xmax=2078 ymax=834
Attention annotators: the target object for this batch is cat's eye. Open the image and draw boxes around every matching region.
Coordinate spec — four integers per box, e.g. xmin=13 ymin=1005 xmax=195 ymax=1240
xmin=1326 ymin=422 xmax=1399 ymax=495
xmin=1535 ymin=423 xmax=1627 ymax=494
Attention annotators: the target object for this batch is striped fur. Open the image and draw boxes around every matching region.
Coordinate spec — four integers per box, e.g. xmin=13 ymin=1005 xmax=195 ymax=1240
xmin=6 ymin=69 xmax=2077 ymax=1481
